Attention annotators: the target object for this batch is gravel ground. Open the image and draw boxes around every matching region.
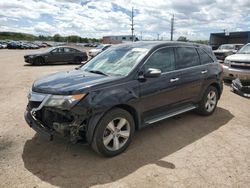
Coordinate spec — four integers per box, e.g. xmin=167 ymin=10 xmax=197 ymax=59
xmin=0 ymin=49 xmax=249 ymax=188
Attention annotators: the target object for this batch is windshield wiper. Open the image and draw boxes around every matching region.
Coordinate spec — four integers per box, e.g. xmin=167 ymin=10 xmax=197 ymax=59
xmin=88 ymin=70 xmax=108 ymax=76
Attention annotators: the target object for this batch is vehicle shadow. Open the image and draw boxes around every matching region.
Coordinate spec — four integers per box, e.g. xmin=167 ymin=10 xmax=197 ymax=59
xmin=22 ymin=107 xmax=233 ymax=188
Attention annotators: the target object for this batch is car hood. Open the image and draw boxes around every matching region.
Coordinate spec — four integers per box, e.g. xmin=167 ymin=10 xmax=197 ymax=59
xmin=226 ymin=53 xmax=250 ymax=62
xmin=24 ymin=52 xmax=47 ymax=57
xmin=32 ymin=69 xmax=119 ymax=95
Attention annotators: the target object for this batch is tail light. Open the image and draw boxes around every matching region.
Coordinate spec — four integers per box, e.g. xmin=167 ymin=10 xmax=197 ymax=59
xmin=220 ymin=63 xmax=224 ymax=72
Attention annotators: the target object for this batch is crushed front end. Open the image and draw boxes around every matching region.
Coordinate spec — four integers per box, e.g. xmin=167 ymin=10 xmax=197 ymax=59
xmin=24 ymin=91 xmax=89 ymax=143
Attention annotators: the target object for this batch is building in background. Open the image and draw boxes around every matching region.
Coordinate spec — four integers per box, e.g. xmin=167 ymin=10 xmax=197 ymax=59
xmin=102 ymin=35 xmax=139 ymax=44
xmin=210 ymin=31 xmax=250 ymax=50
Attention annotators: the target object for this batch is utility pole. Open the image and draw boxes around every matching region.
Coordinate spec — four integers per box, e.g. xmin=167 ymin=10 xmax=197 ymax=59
xmin=170 ymin=14 xmax=174 ymax=41
xmin=131 ymin=7 xmax=134 ymax=42
xmin=140 ymin=31 xmax=142 ymax=41
xmin=157 ymin=33 xmax=160 ymax=40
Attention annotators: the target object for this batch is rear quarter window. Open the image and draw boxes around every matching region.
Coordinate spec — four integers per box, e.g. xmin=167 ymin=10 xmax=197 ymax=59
xmin=197 ymin=48 xmax=214 ymax=64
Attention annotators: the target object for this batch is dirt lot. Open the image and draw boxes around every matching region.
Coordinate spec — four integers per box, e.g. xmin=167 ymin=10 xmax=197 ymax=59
xmin=0 ymin=49 xmax=249 ymax=188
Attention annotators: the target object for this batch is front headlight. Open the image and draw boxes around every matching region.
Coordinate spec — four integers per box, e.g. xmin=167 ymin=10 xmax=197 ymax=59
xmin=224 ymin=59 xmax=231 ymax=65
xmin=44 ymin=93 xmax=86 ymax=109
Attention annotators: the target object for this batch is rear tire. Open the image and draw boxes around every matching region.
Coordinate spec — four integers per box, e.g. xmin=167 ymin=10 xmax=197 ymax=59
xmin=91 ymin=108 xmax=135 ymax=157
xmin=74 ymin=57 xmax=82 ymax=64
xmin=196 ymin=86 xmax=218 ymax=116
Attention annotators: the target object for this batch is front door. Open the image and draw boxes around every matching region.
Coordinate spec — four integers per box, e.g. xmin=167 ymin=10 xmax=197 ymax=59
xmin=138 ymin=47 xmax=183 ymax=122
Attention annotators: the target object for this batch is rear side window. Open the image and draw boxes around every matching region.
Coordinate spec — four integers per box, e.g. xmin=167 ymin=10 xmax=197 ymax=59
xmin=175 ymin=47 xmax=200 ymax=69
xmin=144 ymin=47 xmax=175 ymax=73
xmin=197 ymin=48 xmax=213 ymax=64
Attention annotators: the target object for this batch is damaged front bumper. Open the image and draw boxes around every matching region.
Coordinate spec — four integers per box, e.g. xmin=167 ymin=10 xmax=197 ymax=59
xmin=24 ymin=91 xmax=89 ymax=143
xmin=231 ymin=78 xmax=250 ymax=98
xmin=24 ymin=109 xmax=53 ymax=141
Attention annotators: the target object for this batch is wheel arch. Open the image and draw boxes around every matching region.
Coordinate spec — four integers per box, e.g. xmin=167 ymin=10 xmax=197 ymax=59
xmin=86 ymin=104 xmax=140 ymax=144
xmin=209 ymin=82 xmax=222 ymax=99
xmin=112 ymin=104 xmax=140 ymax=130
xmin=34 ymin=56 xmax=45 ymax=63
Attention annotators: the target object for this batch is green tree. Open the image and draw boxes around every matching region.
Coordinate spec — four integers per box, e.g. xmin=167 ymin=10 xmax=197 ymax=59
xmin=177 ymin=36 xmax=188 ymax=42
xmin=53 ymin=34 xmax=62 ymax=42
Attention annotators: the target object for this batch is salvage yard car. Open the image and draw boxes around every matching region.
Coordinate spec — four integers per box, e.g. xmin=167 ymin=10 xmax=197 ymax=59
xmin=24 ymin=42 xmax=223 ymax=157
xmin=24 ymin=46 xmax=88 ymax=65
xmin=213 ymin=44 xmax=243 ymax=62
xmin=223 ymin=43 xmax=250 ymax=81
xmin=88 ymin=44 xmax=111 ymax=58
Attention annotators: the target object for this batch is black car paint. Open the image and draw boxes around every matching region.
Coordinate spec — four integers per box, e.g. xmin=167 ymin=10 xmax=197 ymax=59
xmin=24 ymin=47 xmax=88 ymax=64
xmin=25 ymin=42 xmax=223 ymax=144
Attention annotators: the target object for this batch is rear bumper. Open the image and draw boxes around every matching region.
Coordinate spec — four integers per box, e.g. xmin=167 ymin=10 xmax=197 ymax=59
xmin=24 ymin=109 xmax=53 ymax=140
xmin=223 ymin=65 xmax=250 ymax=81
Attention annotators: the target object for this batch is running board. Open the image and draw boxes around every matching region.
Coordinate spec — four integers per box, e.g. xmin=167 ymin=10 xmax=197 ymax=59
xmin=145 ymin=106 xmax=197 ymax=125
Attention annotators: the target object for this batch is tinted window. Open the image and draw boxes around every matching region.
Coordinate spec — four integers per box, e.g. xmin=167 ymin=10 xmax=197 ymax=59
xmin=64 ymin=48 xmax=77 ymax=53
xmin=144 ymin=47 xmax=175 ymax=73
xmin=64 ymin=48 xmax=71 ymax=53
xmin=175 ymin=47 xmax=199 ymax=69
xmin=197 ymin=48 xmax=213 ymax=64
xmin=52 ymin=48 xmax=64 ymax=53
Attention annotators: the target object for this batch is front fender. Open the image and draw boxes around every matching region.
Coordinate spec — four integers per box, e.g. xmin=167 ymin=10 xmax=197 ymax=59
xmin=73 ymin=84 xmax=140 ymax=143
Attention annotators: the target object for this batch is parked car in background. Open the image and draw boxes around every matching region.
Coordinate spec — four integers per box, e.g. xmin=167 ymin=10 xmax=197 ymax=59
xmin=213 ymin=44 xmax=244 ymax=62
xmin=24 ymin=42 xmax=223 ymax=157
xmin=223 ymin=43 xmax=250 ymax=81
xmin=7 ymin=41 xmax=20 ymax=49
xmin=0 ymin=41 xmax=7 ymax=49
xmin=24 ymin=46 xmax=88 ymax=65
xmin=88 ymin=44 xmax=111 ymax=57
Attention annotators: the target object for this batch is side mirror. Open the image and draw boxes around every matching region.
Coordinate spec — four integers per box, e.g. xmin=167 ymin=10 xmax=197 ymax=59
xmin=144 ymin=68 xmax=161 ymax=78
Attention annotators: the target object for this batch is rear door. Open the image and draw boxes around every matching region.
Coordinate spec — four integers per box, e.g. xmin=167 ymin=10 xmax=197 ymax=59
xmin=174 ymin=47 xmax=204 ymax=103
xmin=48 ymin=47 xmax=65 ymax=63
xmin=64 ymin=47 xmax=75 ymax=62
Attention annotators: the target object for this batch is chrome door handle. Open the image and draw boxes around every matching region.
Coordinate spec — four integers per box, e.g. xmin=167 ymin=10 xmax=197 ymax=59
xmin=170 ymin=78 xmax=179 ymax=82
xmin=201 ymin=70 xmax=208 ymax=74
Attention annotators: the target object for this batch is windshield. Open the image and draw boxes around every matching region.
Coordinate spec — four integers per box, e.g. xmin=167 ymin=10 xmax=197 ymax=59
xmin=218 ymin=44 xmax=234 ymax=50
xmin=237 ymin=44 xmax=250 ymax=54
xmin=81 ymin=46 xmax=149 ymax=76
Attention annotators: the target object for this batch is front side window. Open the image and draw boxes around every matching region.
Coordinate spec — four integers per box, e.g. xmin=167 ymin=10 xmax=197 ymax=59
xmin=81 ymin=46 xmax=149 ymax=76
xmin=144 ymin=48 xmax=175 ymax=73
xmin=51 ymin=47 xmax=64 ymax=53
xmin=175 ymin=47 xmax=200 ymax=69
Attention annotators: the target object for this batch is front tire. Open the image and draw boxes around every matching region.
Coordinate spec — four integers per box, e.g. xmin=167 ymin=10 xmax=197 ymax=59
xmin=196 ymin=86 xmax=218 ymax=116
xmin=34 ymin=57 xmax=44 ymax=65
xmin=91 ymin=108 xmax=135 ymax=157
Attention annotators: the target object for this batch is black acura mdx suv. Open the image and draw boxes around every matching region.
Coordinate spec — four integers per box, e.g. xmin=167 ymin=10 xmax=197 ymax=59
xmin=25 ymin=42 xmax=223 ymax=157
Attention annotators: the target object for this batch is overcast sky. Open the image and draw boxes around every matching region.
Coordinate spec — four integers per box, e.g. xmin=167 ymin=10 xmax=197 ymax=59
xmin=0 ymin=0 xmax=250 ymax=40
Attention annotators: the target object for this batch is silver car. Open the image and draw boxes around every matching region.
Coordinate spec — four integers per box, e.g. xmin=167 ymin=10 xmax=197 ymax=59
xmin=223 ymin=43 xmax=250 ymax=81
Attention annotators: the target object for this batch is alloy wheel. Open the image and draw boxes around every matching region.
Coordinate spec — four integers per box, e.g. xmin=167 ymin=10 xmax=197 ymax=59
xmin=205 ymin=90 xmax=217 ymax=112
xmin=103 ymin=117 xmax=130 ymax=151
